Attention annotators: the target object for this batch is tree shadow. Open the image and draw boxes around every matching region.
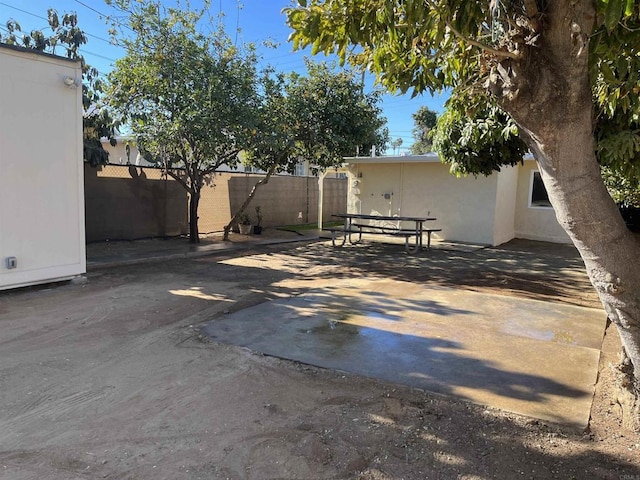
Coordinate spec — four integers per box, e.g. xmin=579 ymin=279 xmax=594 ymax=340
xmin=202 ymin=292 xmax=590 ymax=425
xmin=277 ymin=238 xmax=600 ymax=309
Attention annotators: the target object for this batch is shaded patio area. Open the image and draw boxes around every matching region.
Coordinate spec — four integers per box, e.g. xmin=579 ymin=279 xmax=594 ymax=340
xmin=203 ymin=276 xmax=606 ymax=427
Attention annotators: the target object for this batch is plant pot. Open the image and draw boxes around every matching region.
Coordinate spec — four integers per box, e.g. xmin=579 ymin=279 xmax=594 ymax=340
xmin=253 ymin=225 xmax=263 ymax=235
xmin=238 ymin=223 xmax=252 ymax=235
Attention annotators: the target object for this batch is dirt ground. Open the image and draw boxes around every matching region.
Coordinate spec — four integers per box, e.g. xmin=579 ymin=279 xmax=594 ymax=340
xmin=1 ymin=234 xmax=639 ymax=479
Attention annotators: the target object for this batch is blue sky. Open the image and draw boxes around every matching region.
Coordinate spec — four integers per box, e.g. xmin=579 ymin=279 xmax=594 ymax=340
xmin=0 ymin=0 xmax=449 ymax=154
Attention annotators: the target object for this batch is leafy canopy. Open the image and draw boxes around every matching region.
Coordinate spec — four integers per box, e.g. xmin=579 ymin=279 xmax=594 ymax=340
xmin=107 ymin=0 xmax=260 ymax=182
xmin=286 ymin=0 xmax=640 ymax=183
xmin=432 ymin=105 xmax=528 ymax=176
xmin=285 ymin=61 xmax=388 ymax=165
xmin=247 ymin=61 xmax=388 ymax=175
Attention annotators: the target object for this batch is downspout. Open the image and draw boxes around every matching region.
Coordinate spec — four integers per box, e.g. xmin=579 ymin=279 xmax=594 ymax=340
xmin=398 ymin=162 xmax=405 ymax=216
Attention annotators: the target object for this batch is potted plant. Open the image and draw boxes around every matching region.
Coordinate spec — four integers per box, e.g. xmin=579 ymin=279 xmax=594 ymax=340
xmin=238 ymin=213 xmax=252 ymax=235
xmin=253 ymin=206 xmax=263 ymax=234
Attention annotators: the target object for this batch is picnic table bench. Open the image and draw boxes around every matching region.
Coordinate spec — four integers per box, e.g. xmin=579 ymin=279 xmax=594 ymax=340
xmin=324 ymin=213 xmax=441 ymax=254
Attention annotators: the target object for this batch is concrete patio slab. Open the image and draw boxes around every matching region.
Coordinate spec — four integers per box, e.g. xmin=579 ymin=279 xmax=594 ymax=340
xmin=202 ymin=278 xmax=607 ymax=427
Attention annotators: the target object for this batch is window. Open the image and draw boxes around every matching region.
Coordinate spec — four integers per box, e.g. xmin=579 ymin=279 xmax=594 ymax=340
xmin=293 ymin=162 xmax=306 ymax=176
xmin=529 ymin=171 xmax=552 ymax=208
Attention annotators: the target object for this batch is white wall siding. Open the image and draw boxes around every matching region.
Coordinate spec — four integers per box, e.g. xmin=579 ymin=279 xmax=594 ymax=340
xmin=514 ymin=160 xmax=571 ymax=244
xmin=493 ymin=165 xmax=519 ymax=245
xmin=345 ymin=155 xmax=573 ymax=246
xmin=349 ymin=160 xmax=499 ymax=245
xmin=0 ymin=46 xmax=85 ymax=290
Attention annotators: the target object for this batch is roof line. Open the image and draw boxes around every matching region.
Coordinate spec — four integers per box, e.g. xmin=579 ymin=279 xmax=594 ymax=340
xmin=0 ymin=42 xmax=81 ymax=64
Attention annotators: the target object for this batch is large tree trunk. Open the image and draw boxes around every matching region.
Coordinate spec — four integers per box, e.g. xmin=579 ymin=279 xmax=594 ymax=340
xmin=494 ymin=1 xmax=640 ymax=411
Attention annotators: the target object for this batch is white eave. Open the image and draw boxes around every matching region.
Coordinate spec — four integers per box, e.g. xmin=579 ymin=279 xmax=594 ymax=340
xmin=344 ymin=152 xmax=535 ymax=165
xmin=343 ymin=153 xmax=441 ymax=164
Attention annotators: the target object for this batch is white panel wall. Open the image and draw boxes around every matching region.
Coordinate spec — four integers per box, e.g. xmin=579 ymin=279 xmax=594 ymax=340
xmin=349 ymin=163 xmax=402 ymax=216
xmin=351 ymin=161 xmax=500 ymax=245
xmin=514 ymin=160 xmax=571 ymax=244
xmin=493 ymin=165 xmax=518 ymax=245
xmin=346 ymin=157 xmax=574 ymax=246
xmin=401 ymin=162 xmax=499 ymax=245
xmin=0 ymin=46 xmax=85 ymax=290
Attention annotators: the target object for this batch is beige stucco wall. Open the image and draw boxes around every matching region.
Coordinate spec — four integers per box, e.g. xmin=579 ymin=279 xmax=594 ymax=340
xmin=493 ymin=165 xmax=519 ymax=245
xmin=84 ymin=165 xmax=347 ymax=240
xmin=346 ymin=156 xmax=573 ymax=246
xmin=514 ymin=160 xmax=571 ymax=244
xmin=348 ymin=161 xmax=500 ymax=245
xmin=0 ymin=46 xmax=85 ymax=290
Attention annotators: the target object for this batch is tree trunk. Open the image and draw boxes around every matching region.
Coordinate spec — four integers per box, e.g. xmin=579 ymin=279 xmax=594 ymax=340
xmin=495 ymin=1 xmax=640 ymax=395
xmin=523 ymin=120 xmax=640 ymax=385
xmin=189 ymin=189 xmax=200 ymax=244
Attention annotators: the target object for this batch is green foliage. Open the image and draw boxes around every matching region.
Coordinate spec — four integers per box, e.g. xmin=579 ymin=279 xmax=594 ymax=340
xmin=286 ymin=1 xmax=486 ymax=97
xmin=246 ymin=61 xmax=388 ymax=175
xmin=107 ymin=0 xmax=260 ymax=181
xmin=591 ymin=1 xmax=640 ymax=183
xmin=254 ymin=206 xmax=263 ymax=226
xmin=286 ymin=0 xmax=640 ymax=181
xmin=391 ymin=138 xmax=403 ymax=154
xmin=410 ymin=106 xmax=437 ymax=154
xmin=286 ymin=62 xmax=388 ymax=164
xmin=432 ymin=104 xmax=527 ymax=176
xmin=602 ymin=167 xmax=640 ymax=207
xmin=238 ymin=213 xmax=251 ymax=225
xmin=1 ymin=9 xmax=117 ymax=167
xmin=107 ymin=0 xmax=261 ymax=241
xmin=1 ymin=9 xmax=86 ymax=57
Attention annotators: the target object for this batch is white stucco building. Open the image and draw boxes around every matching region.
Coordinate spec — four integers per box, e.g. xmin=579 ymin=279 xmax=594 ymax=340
xmin=0 ymin=44 xmax=86 ymax=290
xmin=332 ymin=154 xmax=570 ymax=246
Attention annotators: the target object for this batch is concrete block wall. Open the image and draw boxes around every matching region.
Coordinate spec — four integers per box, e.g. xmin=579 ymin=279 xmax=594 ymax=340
xmin=84 ymin=165 xmax=347 ymax=241
xmin=227 ymin=174 xmax=346 ymax=227
xmin=84 ymin=164 xmax=188 ymax=241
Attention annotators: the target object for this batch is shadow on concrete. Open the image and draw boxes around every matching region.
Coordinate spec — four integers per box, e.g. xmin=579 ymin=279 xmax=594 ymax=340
xmin=1 ymin=238 xmax=636 ymax=478
xmin=203 ymin=279 xmax=600 ymax=426
xmin=267 ymin=238 xmax=599 ymax=309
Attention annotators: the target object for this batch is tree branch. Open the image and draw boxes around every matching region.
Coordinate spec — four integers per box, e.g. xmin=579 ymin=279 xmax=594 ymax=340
xmin=424 ymin=0 xmax=522 ymax=60
xmin=522 ymin=0 xmax=539 ymax=18
xmin=166 ymin=168 xmax=190 ymax=193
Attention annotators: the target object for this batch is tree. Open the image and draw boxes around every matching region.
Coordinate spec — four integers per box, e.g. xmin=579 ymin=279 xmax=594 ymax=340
xmin=224 ymin=61 xmax=389 ymax=239
xmin=391 ymin=137 xmax=403 ymax=155
xmin=603 ymin=168 xmax=640 ymax=208
xmin=286 ymin=1 xmax=640 ymax=416
xmin=431 ymin=105 xmax=528 ymax=176
xmin=410 ymin=106 xmax=437 ymax=154
xmin=1 ymin=9 xmax=116 ymax=166
xmin=107 ymin=0 xmax=260 ymax=243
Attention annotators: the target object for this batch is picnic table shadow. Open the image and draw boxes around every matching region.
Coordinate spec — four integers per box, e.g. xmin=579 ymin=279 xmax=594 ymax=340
xmin=283 ymin=239 xmax=598 ymax=308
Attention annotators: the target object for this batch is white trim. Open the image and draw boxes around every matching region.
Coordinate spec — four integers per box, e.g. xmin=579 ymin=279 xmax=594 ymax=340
xmin=344 ymin=153 xmax=440 ymax=164
xmin=344 ymin=152 xmax=535 ymax=165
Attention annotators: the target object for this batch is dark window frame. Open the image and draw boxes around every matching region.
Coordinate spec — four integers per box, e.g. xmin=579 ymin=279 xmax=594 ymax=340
xmin=529 ymin=171 xmax=552 ymax=209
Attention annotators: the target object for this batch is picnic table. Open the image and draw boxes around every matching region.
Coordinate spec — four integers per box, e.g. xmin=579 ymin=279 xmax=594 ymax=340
xmin=325 ymin=213 xmax=441 ymax=254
